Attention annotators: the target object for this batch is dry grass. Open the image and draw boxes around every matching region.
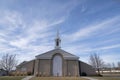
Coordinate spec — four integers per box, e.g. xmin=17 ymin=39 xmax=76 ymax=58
xmin=92 ymin=77 xmax=120 ymax=80
xmin=30 ymin=77 xmax=88 ymax=80
xmin=102 ymin=73 xmax=120 ymax=77
xmin=0 ymin=76 xmax=25 ymax=80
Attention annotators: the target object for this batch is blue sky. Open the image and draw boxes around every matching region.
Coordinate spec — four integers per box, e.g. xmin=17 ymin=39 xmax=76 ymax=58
xmin=0 ymin=0 xmax=120 ymax=65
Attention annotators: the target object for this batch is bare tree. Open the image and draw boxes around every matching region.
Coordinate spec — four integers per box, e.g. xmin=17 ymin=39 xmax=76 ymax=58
xmin=0 ymin=53 xmax=17 ymax=75
xmin=118 ymin=62 xmax=120 ymax=68
xmin=112 ymin=62 xmax=115 ymax=70
xmin=89 ymin=53 xmax=104 ymax=75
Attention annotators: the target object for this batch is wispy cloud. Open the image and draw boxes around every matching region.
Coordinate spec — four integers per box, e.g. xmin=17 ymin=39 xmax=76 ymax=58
xmin=0 ymin=9 xmax=66 ymax=63
xmin=0 ymin=10 xmax=24 ymax=30
xmin=64 ymin=15 xmax=120 ymax=42
xmin=9 ymin=18 xmax=65 ymax=48
xmin=81 ymin=44 xmax=120 ymax=52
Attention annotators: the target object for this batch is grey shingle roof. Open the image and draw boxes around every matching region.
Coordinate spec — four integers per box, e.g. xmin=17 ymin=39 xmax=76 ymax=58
xmin=36 ymin=48 xmax=79 ymax=60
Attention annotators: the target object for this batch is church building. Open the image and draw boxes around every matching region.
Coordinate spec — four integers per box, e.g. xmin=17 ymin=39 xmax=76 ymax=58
xmin=16 ymin=31 xmax=96 ymax=76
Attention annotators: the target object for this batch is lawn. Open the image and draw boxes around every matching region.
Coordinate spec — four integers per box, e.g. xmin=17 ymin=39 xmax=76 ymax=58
xmin=92 ymin=77 xmax=120 ymax=80
xmin=30 ymin=77 xmax=88 ymax=80
xmin=0 ymin=76 xmax=25 ymax=80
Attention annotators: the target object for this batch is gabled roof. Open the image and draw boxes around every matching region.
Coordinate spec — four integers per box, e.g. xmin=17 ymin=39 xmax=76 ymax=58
xmin=36 ymin=48 xmax=79 ymax=60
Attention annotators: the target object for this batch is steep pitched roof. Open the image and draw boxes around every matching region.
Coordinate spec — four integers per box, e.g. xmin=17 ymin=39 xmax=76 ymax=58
xmin=36 ymin=48 xmax=79 ymax=60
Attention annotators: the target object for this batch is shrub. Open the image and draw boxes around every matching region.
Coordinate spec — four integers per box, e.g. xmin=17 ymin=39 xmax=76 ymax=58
xmin=81 ymin=72 xmax=87 ymax=76
xmin=27 ymin=71 xmax=32 ymax=75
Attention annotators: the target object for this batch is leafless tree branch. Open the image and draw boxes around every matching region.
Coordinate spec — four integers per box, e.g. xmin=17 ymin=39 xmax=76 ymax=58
xmin=89 ymin=53 xmax=104 ymax=75
xmin=0 ymin=53 xmax=17 ymax=75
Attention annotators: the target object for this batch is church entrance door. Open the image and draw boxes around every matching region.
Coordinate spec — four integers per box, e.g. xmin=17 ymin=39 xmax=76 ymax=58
xmin=53 ymin=54 xmax=62 ymax=76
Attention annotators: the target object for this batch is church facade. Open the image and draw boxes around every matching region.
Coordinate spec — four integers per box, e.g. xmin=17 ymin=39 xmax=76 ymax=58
xmin=34 ymin=48 xmax=79 ymax=76
xmin=16 ymin=31 xmax=96 ymax=76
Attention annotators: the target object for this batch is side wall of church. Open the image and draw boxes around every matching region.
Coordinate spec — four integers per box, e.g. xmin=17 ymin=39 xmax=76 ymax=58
xmin=79 ymin=61 xmax=97 ymax=76
xmin=16 ymin=60 xmax=35 ymax=75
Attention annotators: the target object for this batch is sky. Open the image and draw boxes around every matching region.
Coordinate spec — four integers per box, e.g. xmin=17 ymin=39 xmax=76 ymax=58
xmin=0 ymin=0 xmax=120 ymax=66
